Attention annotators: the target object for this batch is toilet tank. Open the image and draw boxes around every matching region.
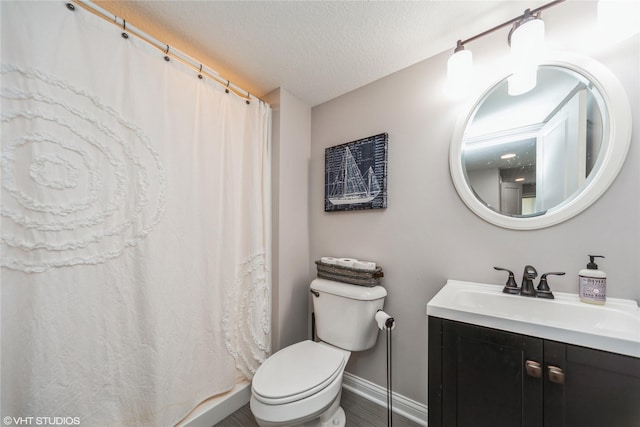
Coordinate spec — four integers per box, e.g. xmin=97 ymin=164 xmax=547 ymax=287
xmin=310 ymin=278 xmax=387 ymax=351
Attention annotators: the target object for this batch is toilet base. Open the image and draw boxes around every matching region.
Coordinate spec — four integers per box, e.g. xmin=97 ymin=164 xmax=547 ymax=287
xmin=254 ymin=406 xmax=345 ymax=427
xmin=320 ymin=406 xmax=345 ymax=427
xmin=252 ymin=389 xmax=345 ymax=427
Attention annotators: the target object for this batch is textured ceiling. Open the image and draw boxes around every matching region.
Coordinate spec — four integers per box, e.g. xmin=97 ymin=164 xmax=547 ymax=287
xmin=94 ymin=1 xmax=549 ymax=107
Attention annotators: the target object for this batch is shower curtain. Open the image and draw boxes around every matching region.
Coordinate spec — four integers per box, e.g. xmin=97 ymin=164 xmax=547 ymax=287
xmin=1 ymin=2 xmax=271 ymax=426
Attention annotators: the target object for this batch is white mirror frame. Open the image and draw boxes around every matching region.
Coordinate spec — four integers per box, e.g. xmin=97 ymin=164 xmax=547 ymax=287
xmin=450 ymin=51 xmax=632 ymax=230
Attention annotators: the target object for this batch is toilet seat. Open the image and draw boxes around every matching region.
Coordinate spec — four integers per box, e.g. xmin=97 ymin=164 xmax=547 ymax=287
xmin=252 ymin=340 xmax=347 ymax=405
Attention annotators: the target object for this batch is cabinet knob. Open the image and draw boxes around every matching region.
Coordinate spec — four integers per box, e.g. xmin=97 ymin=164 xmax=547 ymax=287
xmin=548 ymin=365 xmax=565 ymax=384
xmin=525 ymin=360 xmax=542 ymax=378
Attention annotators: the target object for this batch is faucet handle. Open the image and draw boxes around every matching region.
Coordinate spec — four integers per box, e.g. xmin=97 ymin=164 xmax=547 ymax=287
xmin=537 ymin=272 xmax=565 ymax=299
xmin=494 ymin=267 xmax=520 ymax=295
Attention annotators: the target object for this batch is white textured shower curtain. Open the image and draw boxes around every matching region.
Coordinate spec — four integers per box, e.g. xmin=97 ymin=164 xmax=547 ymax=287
xmin=1 ymin=2 xmax=270 ymax=426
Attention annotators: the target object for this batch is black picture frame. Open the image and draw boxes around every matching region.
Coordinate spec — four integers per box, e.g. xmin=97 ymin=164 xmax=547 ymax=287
xmin=324 ymin=133 xmax=388 ymax=212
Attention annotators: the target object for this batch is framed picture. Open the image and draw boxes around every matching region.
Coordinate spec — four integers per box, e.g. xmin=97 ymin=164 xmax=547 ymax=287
xmin=324 ymin=133 xmax=388 ymax=212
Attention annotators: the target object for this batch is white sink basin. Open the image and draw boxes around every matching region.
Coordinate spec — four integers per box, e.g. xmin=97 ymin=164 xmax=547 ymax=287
xmin=427 ymin=280 xmax=640 ymax=358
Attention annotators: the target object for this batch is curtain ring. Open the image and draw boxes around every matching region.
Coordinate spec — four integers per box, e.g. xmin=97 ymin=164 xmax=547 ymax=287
xmin=66 ymin=3 xmax=75 ymax=11
xmin=246 ymin=92 xmax=251 ymax=105
xmin=198 ymin=64 xmax=203 ymax=79
xmin=225 ymin=81 xmax=230 ymax=94
xmin=164 ymin=45 xmax=171 ymax=62
xmin=121 ymin=19 xmax=129 ymax=39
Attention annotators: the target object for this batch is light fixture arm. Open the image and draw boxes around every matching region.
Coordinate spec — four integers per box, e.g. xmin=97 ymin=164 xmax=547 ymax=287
xmin=508 ymin=9 xmax=543 ymax=46
xmin=446 ymin=0 xmax=563 ymax=98
xmin=456 ymin=0 xmax=564 ymax=50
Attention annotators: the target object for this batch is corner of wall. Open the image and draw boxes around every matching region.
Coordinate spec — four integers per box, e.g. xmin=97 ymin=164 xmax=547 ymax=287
xmin=263 ymin=88 xmax=282 ymax=353
xmin=264 ymin=87 xmax=312 ymax=352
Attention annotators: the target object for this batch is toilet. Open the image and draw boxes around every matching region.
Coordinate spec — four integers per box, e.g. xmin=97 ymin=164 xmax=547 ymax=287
xmin=250 ymin=278 xmax=387 ymax=427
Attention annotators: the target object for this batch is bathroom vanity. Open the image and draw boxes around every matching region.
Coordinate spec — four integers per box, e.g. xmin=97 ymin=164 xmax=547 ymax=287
xmin=427 ymin=280 xmax=640 ymax=427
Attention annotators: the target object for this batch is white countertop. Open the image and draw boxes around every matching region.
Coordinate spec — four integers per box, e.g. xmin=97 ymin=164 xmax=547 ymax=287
xmin=427 ymin=280 xmax=640 ymax=358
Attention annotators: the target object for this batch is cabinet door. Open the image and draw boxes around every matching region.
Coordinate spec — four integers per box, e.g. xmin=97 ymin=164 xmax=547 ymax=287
xmin=440 ymin=320 xmax=543 ymax=427
xmin=544 ymin=340 xmax=640 ymax=427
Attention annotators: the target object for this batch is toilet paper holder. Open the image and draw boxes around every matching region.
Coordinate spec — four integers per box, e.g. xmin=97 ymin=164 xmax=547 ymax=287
xmin=376 ymin=309 xmax=395 ymax=330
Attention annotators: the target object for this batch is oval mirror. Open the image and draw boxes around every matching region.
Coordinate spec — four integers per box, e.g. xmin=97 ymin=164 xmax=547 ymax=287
xmin=450 ymin=52 xmax=632 ymax=230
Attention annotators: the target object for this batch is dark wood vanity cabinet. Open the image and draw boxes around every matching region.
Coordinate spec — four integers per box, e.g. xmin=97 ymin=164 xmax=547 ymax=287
xmin=428 ymin=317 xmax=640 ymax=427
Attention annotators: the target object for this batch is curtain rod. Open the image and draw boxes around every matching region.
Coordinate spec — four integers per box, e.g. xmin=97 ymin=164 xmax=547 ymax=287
xmin=71 ymin=0 xmax=264 ymax=105
xmin=459 ymin=0 xmax=565 ymax=46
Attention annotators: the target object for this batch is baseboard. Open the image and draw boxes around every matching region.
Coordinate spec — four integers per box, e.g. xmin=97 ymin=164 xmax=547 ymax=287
xmin=179 ymin=372 xmax=427 ymax=426
xmin=342 ymin=372 xmax=428 ymax=426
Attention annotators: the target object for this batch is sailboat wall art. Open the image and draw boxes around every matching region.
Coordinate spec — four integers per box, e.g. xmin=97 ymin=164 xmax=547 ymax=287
xmin=325 ymin=133 xmax=388 ymax=212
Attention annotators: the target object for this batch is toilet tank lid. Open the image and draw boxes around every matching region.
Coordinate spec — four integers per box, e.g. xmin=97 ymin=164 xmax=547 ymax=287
xmin=310 ymin=278 xmax=387 ymax=300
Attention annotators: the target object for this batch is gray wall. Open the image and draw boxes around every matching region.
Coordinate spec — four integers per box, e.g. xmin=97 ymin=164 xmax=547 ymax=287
xmin=264 ymin=88 xmax=312 ymax=352
xmin=309 ymin=2 xmax=639 ymax=405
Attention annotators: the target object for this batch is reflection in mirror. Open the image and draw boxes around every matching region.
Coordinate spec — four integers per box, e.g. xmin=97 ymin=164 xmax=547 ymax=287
xmin=461 ymin=66 xmax=605 ymax=217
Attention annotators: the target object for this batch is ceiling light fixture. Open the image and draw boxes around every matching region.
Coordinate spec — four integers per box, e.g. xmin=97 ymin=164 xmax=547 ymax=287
xmin=508 ymin=9 xmax=545 ymax=95
xmin=446 ymin=0 xmax=564 ymax=98
xmin=446 ymin=40 xmax=473 ymax=99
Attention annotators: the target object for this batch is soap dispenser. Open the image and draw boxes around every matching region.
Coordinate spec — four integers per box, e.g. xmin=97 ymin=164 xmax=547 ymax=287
xmin=579 ymin=255 xmax=606 ymax=305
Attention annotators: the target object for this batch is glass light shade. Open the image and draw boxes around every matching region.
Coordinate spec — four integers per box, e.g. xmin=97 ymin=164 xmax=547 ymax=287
xmin=446 ymin=49 xmax=473 ymax=98
xmin=509 ymin=17 xmax=544 ymax=96
xmin=510 ymin=18 xmax=545 ymax=70
xmin=597 ymin=0 xmax=640 ymax=43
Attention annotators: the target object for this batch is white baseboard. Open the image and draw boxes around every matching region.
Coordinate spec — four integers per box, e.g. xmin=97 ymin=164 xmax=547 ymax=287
xmin=179 ymin=373 xmax=427 ymax=427
xmin=342 ymin=372 xmax=428 ymax=426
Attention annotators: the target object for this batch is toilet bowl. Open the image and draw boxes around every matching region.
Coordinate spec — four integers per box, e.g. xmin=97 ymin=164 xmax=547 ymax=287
xmin=250 ymin=279 xmax=387 ymax=426
xmin=250 ymin=341 xmax=350 ymax=427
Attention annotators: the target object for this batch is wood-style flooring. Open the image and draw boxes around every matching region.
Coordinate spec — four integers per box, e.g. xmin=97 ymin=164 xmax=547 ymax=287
xmin=214 ymin=388 xmax=423 ymax=427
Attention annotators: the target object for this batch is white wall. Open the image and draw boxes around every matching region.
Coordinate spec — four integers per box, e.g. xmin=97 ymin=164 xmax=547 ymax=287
xmin=309 ymin=1 xmax=639 ymax=405
xmin=264 ymin=88 xmax=312 ymax=352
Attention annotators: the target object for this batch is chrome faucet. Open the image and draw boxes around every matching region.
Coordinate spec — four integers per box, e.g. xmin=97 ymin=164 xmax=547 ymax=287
xmin=520 ymin=265 xmax=538 ymax=297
